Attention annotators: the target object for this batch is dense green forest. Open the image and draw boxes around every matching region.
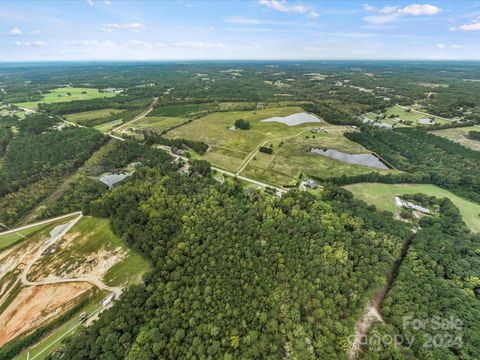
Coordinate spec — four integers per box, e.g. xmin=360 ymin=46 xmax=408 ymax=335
xmin=1 ymin=61 xmax=480 ymax=359
xmin=0 ymin=113 xmax=105 ymax=225
xmin=361 ymin=197 xmax=480 ymax=359
xmin=47 ymin=165 xmax=412 ymax=359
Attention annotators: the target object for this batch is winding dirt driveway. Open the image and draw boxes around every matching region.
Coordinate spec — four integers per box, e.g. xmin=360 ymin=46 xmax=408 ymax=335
xmin=19 ymin=214 xmax=121 ymax=297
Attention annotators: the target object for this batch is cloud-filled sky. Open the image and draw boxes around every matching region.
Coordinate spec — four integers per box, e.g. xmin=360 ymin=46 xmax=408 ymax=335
xmin=1 ymin=0 xmax=480 ymax=61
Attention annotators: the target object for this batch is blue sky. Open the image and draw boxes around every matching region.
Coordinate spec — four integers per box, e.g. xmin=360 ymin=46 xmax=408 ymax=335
xmin=1 ymin=0 xmax=480 ymax=61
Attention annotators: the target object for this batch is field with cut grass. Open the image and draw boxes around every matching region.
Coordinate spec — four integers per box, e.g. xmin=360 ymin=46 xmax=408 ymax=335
xmin=242 ymin=125 xmax=392 ymax=186
xmin=430 ymin=126 xmax=480 ymax=151
xmin=93 ymin=119 xmax=123 ymax=133
xmin=65 ymin=108 xmax=121 ymax=124
xmin=15 ymin=88 xmax=117 ymax=109
xmin=384 ymin=105 xmax=449 ymax=125
xmin=166 ymin=106 xmax=309 ymax=171
xmin=129 ymin=115 xmax=188 ymax=133
xmin=167 ymin=106 xmax=394 ymax=185
xmin=344 ymin=183 xmax=480 ymax=233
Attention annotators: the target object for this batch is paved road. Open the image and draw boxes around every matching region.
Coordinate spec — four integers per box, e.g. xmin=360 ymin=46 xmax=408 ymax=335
xmin=0 ymin=212 xmax=82 ymax=237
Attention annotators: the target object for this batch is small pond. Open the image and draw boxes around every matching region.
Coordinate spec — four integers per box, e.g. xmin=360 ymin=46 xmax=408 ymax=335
xmin=310 ymin=148 xmax=389 ymax=170
xmin=261 ymin=112 xmax=321 ymax=126
xmin=99 ymin=172 xmax=132 ymax=188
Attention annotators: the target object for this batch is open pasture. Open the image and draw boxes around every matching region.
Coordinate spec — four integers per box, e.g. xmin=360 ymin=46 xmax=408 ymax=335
xmin=15 ymin=88 xmax=116 ymax=109
xmin=384 ymin=105 xmax=449 ymax=125
xmin=344 ymin=183 xmax=480 ymax=233
xmin=128 ymin=116 xmax=188 ymax=133
xmin=241 ymin=125 xmax=391 ymax=186
xmin=430 ymin=126 xmax=480 ymax=151
xmin=65 ymin=108 xmax=121 ymax=124
xmin=167 ymin=106 xmax=393 ymax=184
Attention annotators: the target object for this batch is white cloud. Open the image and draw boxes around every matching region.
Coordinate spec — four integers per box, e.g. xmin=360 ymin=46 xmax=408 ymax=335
xmin=7 ymin=27 xmax=23 ymax=36
xmin=14 ymin=40 xmax=46 ymax=47
xmin=435 ymin=43 xmax=445 ymax=49
xmin=363 ymin=3 xmax=441 ymax=24
xmin=101 ymin=22 xmax=145 ymax=33
xmin=104 ymin=0 xmax=111 ymax=4
xmin=379 ymin=6 xmax=398 ymax=14
xmin=126 ymin=41 xmax=166 ymax=49
xmin=86 ymin=0 xmax=94 ymax=6
xmin=452 ymin=44 xmax=462 ymax=49
xmin=29 ymin=30 xmax=43 ymax=36
xmin=173 ymin=41 xmax=226 ymax=50
xmin=258 ymin=0 xmax=306 ymax=14
xmin=225 ymin=16 xmax=261 ymax=25
xmin=363 ymin=13 xmax=401 ymax=25
xmin=70 ymin=39 xmax=116 ymax=48
xmin=363 ymin=4 xmax=377 ymax=12
xmin=456 ymin=21 xmax=480 ymax=31
xmin=308 ymin=11 xmax=320 ymax=19
xmin=399 ymin=4 xmax=440 ymax=16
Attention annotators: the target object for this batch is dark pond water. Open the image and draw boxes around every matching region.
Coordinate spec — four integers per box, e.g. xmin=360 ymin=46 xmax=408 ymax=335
xmin=310 ymin=148 xmax=389 ymax=169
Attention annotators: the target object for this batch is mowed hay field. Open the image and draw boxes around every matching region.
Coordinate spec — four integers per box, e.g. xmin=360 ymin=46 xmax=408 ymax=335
xmin=65 ymin=108 xmax=122 ymax=124
xmin=384 ymin=105 xmax=449 ymax=125
xmin=166 ymin=106 xmax=308 ymax=172
xmin=167 ymin=106 xmax=393 ymax=185
xmin=241 ymin=125 xmax=392 ymax=186
xmin=344 ymin=183 xmax=480 ymax=233
xmin=128 ymin=115 xmax=188 ymax=133
xmin=430 ymin=126 xmax=480 ymax=151
xmin=15 ymin=87 xmax=116 ymax=109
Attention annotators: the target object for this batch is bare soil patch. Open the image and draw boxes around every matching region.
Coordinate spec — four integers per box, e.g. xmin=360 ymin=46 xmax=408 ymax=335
xmin=0 ymin=282 xmax=91 ymax=346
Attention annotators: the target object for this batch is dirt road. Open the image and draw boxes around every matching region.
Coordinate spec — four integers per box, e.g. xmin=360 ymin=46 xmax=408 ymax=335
xmin=111 ymin=97 xmax=158 ymax=134
xmin=20 ymin=214 xmax=121 ymax=297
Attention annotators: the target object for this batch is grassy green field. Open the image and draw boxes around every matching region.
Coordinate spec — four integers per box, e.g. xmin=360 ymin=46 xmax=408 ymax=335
xmin=344 ymin=183 xmax=480 ymax=233
xmin=65 ymin=108 xmax=121 ymax=123
xmin=130 ymin=115 xmax=188 ymax=133
xmin=0 ymin=215 xmax=78 ymax=251
xmin=242 ymin=125 xmax=392 ymax=186
xmin=384 ymin=105 xmax=449 ymax=125
xmin=430 ymin=126 xmax=480 ymax=151
xmin=15 ymin=88 xmax=116 ymax=109
xmin=167 ymin=106 xmax=392 ymax=185
xmin=167 ymin=106 xmax=308 ymax=171
xmin=93 ymin=119 xmax=123 ymax=132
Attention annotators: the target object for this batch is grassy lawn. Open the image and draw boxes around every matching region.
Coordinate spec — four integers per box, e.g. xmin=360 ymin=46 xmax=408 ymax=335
xmin=65 ymin=108 xmax=121 ymax=123
xmin=15 ymin=88 xmax=116 ymax=109
xmin=344 ymin=183 xmax=480 ymax=233
xmin=430 ymin=126 xmax=480 ymax=151
xmin=131 ymin=115 xmax=188 ymax=133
